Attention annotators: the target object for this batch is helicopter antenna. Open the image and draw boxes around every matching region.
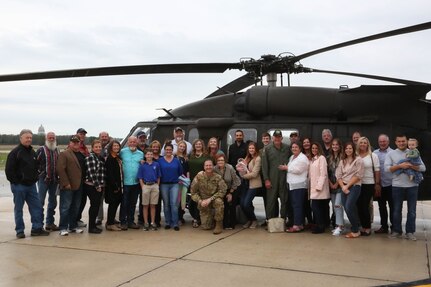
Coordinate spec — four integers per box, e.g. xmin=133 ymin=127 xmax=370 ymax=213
xmin=157 ymin=108 xmax=176 ymax=119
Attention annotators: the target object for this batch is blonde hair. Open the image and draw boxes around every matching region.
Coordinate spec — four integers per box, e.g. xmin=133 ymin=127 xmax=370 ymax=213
xmin=191 ymin=139 xmax=207 ymax=157
xmin=176 ymin=140 xmax=188 ymax=159
xmin=150 ymin=140 xmax=162 ymax=151
xmin=408 ymin=138 xmax=419 ymax=147
xmin=206 ymin=137 xmax=220 ymax=154
xmin=356 ymin=136 xmax=372 ymax=155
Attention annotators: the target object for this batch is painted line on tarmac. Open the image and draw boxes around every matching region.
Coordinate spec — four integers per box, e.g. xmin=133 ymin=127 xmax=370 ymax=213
xmin=375 ymin=278 xmax=431 ymax=286
xmin=180 ymin=256 xmax=400 ymax=286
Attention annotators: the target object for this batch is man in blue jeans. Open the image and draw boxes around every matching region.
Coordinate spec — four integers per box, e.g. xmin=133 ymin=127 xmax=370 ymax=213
xmin=385 ymin=134 xmax=426 ymax=241
xmin=57 ymin=135 xmax=86 ymax=236
xmin=120 ymin=136 xmax=143 ymax=230
xmin=36 ymin=131 xmax=60 ymax=231
xmin=6 ymin=129 xmax=49 ymax=238
xmin=373 ymin=134 xmax=393 ymax=234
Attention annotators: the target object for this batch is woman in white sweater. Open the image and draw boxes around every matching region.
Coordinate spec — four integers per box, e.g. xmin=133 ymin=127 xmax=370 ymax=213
xmin=356 ymin=136 xmax=380 ymax=236
xmin=281 ymin=142 xmax=309 ymax=233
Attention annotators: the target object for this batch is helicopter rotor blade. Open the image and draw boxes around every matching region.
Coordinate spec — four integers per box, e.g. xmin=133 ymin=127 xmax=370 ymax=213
xmin=206 ymin=72 xmax=258 ymax=98
xmin=292 ymin=21 xmax=431 ymax=62
xmin=208 ymin=22 xmax=431 ymax=94
xmin=0 ymin=63 xmax=242 ymax=82
xmin=302 ymin=67 xmax=431 ymax=86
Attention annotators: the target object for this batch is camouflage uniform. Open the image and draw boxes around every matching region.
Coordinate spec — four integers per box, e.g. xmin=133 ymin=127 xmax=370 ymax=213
xmin=191 ymin=171 xmax=227 ymax=229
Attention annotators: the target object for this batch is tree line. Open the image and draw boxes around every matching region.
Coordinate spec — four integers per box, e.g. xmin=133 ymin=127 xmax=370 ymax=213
xmin=0 ymin=134 xmax=99 ymax=146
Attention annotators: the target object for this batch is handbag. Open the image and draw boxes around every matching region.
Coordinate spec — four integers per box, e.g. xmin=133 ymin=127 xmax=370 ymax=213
xmin=267 ymin=218 xmax=285 ymax=233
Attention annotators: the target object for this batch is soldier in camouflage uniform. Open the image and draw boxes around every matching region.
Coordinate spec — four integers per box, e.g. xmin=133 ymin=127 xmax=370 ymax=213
xmin=191 ymin=159 xmax=227 ymax=234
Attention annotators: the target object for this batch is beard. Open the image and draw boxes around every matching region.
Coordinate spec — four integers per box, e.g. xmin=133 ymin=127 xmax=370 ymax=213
xmin=129 ymin=146 xmax=137 ymax=152
xmin=46 ymin=141 xmax=57 ymax=151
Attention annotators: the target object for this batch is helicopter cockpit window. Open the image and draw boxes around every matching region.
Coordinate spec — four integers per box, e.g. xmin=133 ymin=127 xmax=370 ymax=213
xmin=226 ymin=128 xmax=257 ymax=147
xmin=267 ymin=129 xmax=299 ymax=146
xmin=188 ymin=128 xmax=199 ymax=144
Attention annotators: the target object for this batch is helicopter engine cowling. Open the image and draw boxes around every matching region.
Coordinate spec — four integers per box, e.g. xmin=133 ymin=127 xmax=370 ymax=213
xmin=236 ymin=86 xmax=341 ymax=118
xmin=235 ymin=85 xmax=429 ymax=127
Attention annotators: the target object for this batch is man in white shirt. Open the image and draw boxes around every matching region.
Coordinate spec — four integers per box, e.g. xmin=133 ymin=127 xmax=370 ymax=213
xmin=161 ymin=127 xmax=192 ymax=156
xmin=373 ymin=134 xmax=393 ymax=234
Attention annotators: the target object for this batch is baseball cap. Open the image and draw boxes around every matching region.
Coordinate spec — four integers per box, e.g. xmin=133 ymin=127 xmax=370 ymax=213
xmin=137 ymin=131 xmax=147 ymax=138
xmin=273 ymin=129 xmax=282 ymax=137
xmin=290 ymin=131 xmax=298 ymax=137
xmin=174 ymin=127 xmax=184 ymax=132
xmin=76 ymin=128 xmax=87 ymax=134
xmin=69 ymin=135 xmax=80 ymax=143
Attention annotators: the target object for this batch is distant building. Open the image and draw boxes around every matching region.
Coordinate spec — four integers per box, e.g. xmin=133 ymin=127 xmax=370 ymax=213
xmin=38 ymin=124 xmax=46 ymax=136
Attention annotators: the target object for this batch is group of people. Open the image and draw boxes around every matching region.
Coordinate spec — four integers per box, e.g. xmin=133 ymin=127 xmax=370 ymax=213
xmin=5 ymin=126 xmax=426 ymax=240
xmin=280 ymin=129 xmax=425 ymax=240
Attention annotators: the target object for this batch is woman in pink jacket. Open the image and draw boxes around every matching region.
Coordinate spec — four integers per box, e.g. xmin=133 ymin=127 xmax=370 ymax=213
xmin=309 ymin=142 xmax=330 ymax=234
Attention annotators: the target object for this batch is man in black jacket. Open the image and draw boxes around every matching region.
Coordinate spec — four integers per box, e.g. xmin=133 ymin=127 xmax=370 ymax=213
xmin=228 ymin=130 xmax=247 ymax=168
xmin=227 ymin=130 xmax=248 ymax=225
xmin=5 ymin=129 xmax=49 ymax=238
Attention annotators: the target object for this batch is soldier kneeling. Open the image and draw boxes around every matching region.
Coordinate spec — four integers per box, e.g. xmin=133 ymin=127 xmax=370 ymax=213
xmin=191 ymin=159 xmax=227 ymax=234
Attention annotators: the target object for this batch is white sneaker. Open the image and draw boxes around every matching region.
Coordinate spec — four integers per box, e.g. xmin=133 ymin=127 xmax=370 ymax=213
xmin=332 ymin=226 xmax=343 ymax=236
xmin=242 ymin=221 xmax=252 ymax=228
xmin=249 ymin=221 xmax=258 ymax=229
xmin=405 ymin=233 xmax=417 ymax=241
xmin=59 ymin=230 xmax=69 ymax=236
xmin=77 ymin=220 xmax=87 ymax=227
xmin=69 ymin=228 xmax=84 ymax=234
xmin=388 ymin=232 xmax=402 ymax=239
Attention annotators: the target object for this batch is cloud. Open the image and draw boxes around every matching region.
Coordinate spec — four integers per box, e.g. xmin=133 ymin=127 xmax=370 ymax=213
xmin=0 ymin=0 xmax=430 ymax=137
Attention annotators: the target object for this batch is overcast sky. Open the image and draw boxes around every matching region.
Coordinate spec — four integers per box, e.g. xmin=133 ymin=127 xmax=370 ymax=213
xmin=0 ymin=0 xmax=430 ymax=138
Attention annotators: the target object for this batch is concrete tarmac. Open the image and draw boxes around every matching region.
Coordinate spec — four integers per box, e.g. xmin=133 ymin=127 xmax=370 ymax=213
xmin=0 ymin=175 xmax=430 ymax=286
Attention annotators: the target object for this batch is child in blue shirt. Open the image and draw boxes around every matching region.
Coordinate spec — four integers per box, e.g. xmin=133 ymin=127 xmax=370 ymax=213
xmin=137 ymin=149 xmax=161 ymax=231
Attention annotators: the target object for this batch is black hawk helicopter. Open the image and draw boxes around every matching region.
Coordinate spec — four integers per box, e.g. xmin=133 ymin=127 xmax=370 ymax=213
xmin=1 ymin=22 xmax=430 ymax=199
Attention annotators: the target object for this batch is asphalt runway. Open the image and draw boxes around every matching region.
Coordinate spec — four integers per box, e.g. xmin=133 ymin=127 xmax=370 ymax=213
xmin=0 ymin=172 xmax=430 ymax=286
